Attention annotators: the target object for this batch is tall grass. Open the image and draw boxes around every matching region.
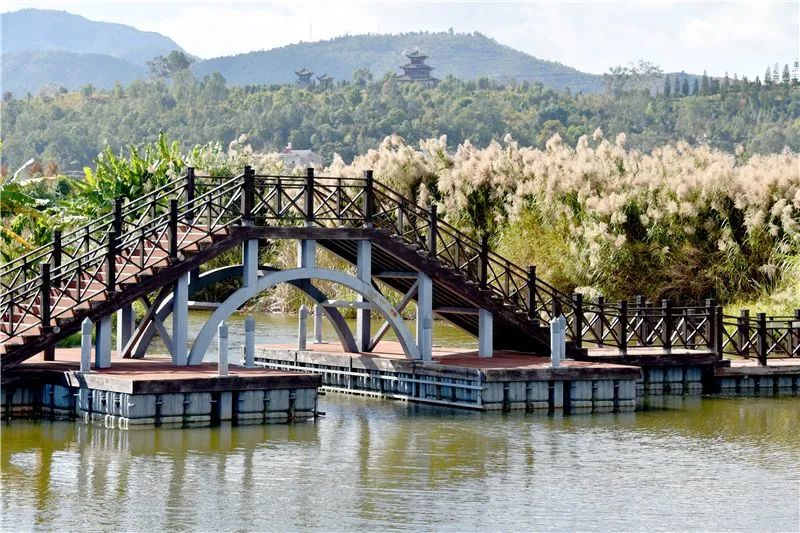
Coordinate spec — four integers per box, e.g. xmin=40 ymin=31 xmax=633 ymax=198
xmin=326 ymin=131 xmax=799 ymax=304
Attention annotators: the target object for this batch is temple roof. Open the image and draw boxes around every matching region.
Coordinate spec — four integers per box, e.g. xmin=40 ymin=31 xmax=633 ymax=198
xmin=396 ymin=74 xmax=439 ymax=83
xmin=401 ymin=63 xmax=434 ymax=70
xmin=405 ymin=49 xmax=427 ymax=59
xmin=295 ymin=68 xmax=313 ymax=77
xmin=317 ymin=73 xmax=334 ymax=81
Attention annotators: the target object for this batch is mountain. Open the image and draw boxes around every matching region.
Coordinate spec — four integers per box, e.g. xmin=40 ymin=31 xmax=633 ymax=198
xmin=1 ymin=9 xmax=185 ymax=64
xmin=1 ymin=10 xmax=604 ymax=95
xmin=193 ymin=32 xmax=603 ymax=93
xmin=1 ymin=51 xmax=146 ymax=95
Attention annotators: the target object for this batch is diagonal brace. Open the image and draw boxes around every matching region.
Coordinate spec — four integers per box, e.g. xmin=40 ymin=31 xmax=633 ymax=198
xmin=120 ymin=283 xmax=174 ymax=358
xmin=367 ymin=280 xmax=418 ymax=351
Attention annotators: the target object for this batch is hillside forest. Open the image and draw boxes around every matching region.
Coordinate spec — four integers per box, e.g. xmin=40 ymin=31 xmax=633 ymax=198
xmin=1 ymin=65 xmax=799 ymax=174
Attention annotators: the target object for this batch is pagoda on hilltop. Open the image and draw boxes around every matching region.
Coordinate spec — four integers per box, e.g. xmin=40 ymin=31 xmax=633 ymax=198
xmin=397 ymin=49 xmax=439 ymax=87
xmin=295 ymin=68 xmax=314 ymax=87
xmin=316 ymin=73 xmax=334 ymax=90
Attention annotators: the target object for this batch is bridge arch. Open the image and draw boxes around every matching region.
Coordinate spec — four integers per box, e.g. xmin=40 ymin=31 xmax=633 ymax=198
xmin=132 ymin=265 xmax=357 ymax=358
xmin=186 ymin=267 xmax=420 ymax=365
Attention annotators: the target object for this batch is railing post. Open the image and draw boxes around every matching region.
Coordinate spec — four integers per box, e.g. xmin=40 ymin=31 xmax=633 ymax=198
xmin=572 ymin=293 xmax=583 ymax=348
xmin=186 ymin=166 xmax=196 ymax=223
xmin=596 ymin=296 xmax=605 ymax=340
xmin=634 ymin=295 xmax=646 ymax=343
xmin=479 ymin=233 xmax=489 ymax=289
xmin=756 ymin=312 xmax=767 ymax=366
xmin=662 ymin=299 xmax=673 ymax=353
xmin=305 ymin=167 xmax=315 ymax=224
xmin=336 ymin=180 xmax=344 ymax=220
xmin=791 ymin=309 xmax=800 ymax=358
xmin=275 ymin=177 xmax=283 ymax=216
xmin=168 ymin=198 xmax=179 ymax=259
xmin=242 ymin=165 xmax=254 ymax=224
xmin=52 ymin=229 xmax=62 ymax=284
xmin=396 ymin=201 xmax=405 ymax=236
xmin=113 ymin=196 xmax=123 ymax=235
xmin=705 ymin=298 xmax=716 ymax=353
xmin=618 ymin=299 xmax=628 ymax=354
xmin=738 ymin=309 xmax=750 ymax=355
xmin=364 ymin=170 xmax=374 ymax=227
xmin=551 ymin=296 xmax=562 ymax=320
xmin=427 ymin=203 xmax=438 ymax=259
xmin=526 ymin=265 xmax=536 ymax=319
xmin=40 ymin=264 xmax=51 ymax=351
xmin=106 ymin=231 xmax=117 ymax=293
xmin=714 ymin=305 xmax=724 ymax=361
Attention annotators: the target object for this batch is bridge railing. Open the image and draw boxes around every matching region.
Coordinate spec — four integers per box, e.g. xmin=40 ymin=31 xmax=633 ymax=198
xmin=2 ymin=167 xmax=798 ymax=366
xmin=0 ymin=172 xmax=239 ymax=340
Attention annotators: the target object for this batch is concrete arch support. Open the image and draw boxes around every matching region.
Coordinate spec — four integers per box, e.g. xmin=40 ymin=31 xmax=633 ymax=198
xmin=132 ymin=265 xmax=357 ymax=358
xmin=187 ymin=267 xmax=420 ymax=365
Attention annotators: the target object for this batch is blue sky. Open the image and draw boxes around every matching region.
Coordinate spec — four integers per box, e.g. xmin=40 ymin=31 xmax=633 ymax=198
xmin=4 ymin=1 xmax=798 ymax=77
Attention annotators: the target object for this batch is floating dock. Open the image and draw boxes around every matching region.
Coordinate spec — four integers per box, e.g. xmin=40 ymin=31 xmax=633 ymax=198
xmin=256 ymin=341 xmax=800 ymax=412
xmin=256 ymin=342 xmax=642 ymax=413
xmin=1 ymin=349 xmax=321 ymax=429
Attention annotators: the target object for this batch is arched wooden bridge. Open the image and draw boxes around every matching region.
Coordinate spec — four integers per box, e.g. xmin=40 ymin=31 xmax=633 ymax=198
xmin=1 ymin=168 xmax=797 ymax=370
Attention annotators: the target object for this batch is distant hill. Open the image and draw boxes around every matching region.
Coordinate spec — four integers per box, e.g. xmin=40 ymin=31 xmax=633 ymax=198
xmin=1 ymin=50 xmax=146 ymax=95
xmin=1 ymin=9 xmax=185 ymax=64
xmin=1 ymin=11 xmax=606 ymax=95
xmin=193 ymin=32 xmax=604 ymax=93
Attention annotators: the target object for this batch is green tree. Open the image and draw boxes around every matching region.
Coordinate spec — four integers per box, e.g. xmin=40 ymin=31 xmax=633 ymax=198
xmin=701 ymin=70 xmax=709 ymax=95
xmin=147 ymin=50 xmax=193 ymax=79
xmin=681 ymin=77 xmax=690 ymax=96
xmin=663 ymin=75 xmax=671 ymax=97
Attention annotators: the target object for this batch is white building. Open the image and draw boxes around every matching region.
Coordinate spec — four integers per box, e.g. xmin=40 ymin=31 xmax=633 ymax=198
xmin=276 ymin=143 xmax=323 ymax=170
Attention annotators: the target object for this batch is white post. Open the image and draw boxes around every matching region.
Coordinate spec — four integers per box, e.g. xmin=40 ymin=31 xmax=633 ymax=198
xmin=416 ymin=272 xmax=433 ymax=361
xmin=80 ymin=317 xmax=93 ymax=373
xmin=244 ymin=314 xmax=255 ymax=368
xmin=478 ymin=309 xmax=493 ymax=358
xmin=550 ymin=314 xmax=566 ymax=368
xmin=356 ymin=240 xmax=371 ymax=351
xmin=297 ymin=239 xmax=316 ymax=269
xmin=116 ymin=305 xmax=135 ymax=353
xmin=172 ymin=271 xmax=189 ymax=365
xmin=218 ymin=321 xmax=228 ymax=376
xmin=314 ymin=304 xmax=324 ymax=344
xmin=243 ymin=239 xmax=259 ymax=287
xmin=298 ymin=305 xmax=308 ymax=350
xmin=95 ymin=314 xmax=112 ymax=369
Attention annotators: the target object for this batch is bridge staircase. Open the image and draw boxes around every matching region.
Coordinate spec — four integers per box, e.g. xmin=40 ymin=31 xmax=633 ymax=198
xmin=1 ymin=169 xmax=577 ymax=369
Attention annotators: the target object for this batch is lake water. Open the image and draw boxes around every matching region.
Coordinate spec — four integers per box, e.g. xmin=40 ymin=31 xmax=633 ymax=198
xmin=2 ymin=395 xmax=798 ymax=531
xmin=150 ymin=309 xmax=479 ymax=359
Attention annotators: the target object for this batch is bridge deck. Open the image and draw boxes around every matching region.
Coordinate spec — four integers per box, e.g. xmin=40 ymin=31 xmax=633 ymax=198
xmin=2 ymin=348 xmax=321 ymax=394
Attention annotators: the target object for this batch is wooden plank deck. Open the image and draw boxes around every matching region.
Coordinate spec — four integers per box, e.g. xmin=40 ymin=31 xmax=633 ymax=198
xmin=2 ymin=348 xmax=321 ymax=394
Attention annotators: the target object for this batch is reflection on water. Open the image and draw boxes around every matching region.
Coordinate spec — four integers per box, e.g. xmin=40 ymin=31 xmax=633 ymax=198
xmin=150 ymin=311 xmax=478 ymax=359
xmin=2 ymin=396 xmax=798 ymax=531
